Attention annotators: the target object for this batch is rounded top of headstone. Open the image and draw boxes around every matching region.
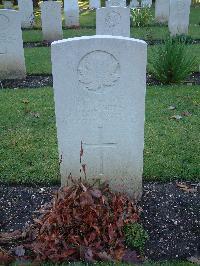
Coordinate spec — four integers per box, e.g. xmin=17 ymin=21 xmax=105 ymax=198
xmin=51 ymin=35 xmax=147 ymax=48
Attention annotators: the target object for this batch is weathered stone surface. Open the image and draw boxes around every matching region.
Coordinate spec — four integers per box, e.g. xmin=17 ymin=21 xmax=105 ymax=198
xmin=155 ymin=0 xmax=169 ymax=23
xmin=0 ymin=10 xmax=26 ymax=79
xmin=96 ymin=7 xmax=130 ymax=37
xmin=168 ymin=0 xmax=191 ymax=36
xmin=18 ymin=0 xmax=34 ymax=28
xmin=64 ymin=0 xmax=79 ymax=27
xmin=130 ymin=0 xmax=139 ymax=8
xmin=89 ymin=0 xmax=100 ymax=9
xmin=106 ymin=0 xmax=126 ymax=7
xmin=3 ymin=1 xmax=13 ymax=9
xmin=51 ymin=35 xmax=147 ymax=199
xmin=40 ymin=1 xmax=63 ymax=42
xmin=141 ymin=0 xmax=152 ymax=7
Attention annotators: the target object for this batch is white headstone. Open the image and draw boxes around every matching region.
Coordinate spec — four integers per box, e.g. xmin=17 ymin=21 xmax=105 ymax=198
xmin=89 ymin=0 xmax=100 ymax=9
xmin=3 ymin=1 xmax=13 ymax=9
xmin=168 ymin=0 xmax=191 ymax=36
xmin=40 ymin=1 xmax=63 ymax=42
xmin=130 ymin=0 xmax=139 ymax=8
xmin=155 ymin=0 xmax=169 ymax=23
xmin=0 ymin=10 xmax=26 ymax=79
xmin=64 ymin=0 xmax=79 ymax=27
xmin=106 ymin=0 xmax=126 ymax=7
xmin=18 ymin=0 xmax=34 ymax=28
xmin=141 ymin=0 xmax=152 ymax=7
xmin=96 ymin=7 xmax=130 ymax=37
xmin=51 ymin=35 xmax=147 ymax=199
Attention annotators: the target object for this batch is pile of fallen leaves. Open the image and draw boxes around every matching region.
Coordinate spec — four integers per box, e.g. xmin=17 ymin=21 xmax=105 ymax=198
xmin=28 ymin=181 xmax=140 ymax=263
xmin=0 ymin=181 xmax=142 ymax=264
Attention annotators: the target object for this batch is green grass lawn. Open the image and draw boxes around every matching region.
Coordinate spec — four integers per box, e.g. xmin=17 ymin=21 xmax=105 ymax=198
xmin=0 ymin=85 xmax=199 ymax=185
xmin=11 ymin=260 xmax=196 ymax=266
xmin=25 ymin=47 xmax=51 ymax=74
xmin=24 ymin=44 xmax=200 ymax=75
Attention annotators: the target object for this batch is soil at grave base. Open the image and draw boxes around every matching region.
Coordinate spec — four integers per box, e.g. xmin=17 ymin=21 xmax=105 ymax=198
xmin=1 ymin=72 xmax=200 ymax=89
xmin=0 ymin=182 xmax=199 ymax=261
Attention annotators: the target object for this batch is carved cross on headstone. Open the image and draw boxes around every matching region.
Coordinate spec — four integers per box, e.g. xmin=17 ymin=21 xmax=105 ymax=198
xmin=82 ymin=126 xmax=117 ymax=175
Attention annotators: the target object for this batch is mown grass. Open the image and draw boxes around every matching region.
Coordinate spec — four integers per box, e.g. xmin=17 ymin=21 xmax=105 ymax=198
xmin=144 ymin=85 xmax=200 ymax=181
xmin=11 ymin=260 xmax=196 ymax=266
xmin=24 ymin=44 xmax=200 ymax=75
xmin=0 ymin=88 xmax=59 ymax=185
xmin=0 ymin=85 xmax=199 ymax=185
xmin=25 ymin=47 xmax=51 ymax=74
xmin=22 ymin=25 xmax=200 ymax=43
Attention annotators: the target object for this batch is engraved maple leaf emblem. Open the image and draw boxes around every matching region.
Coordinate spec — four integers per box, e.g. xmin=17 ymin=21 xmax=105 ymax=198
xmin=78 ymin=50 xmax=120 ymax=92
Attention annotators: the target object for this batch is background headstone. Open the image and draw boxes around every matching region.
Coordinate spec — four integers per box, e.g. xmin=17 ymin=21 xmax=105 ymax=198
xmin=40 ymin=1 xmax=63 ymax=41
xmin=18 ymin=0 xmax=34 ymax=28
xmin=89 ymin=0 xmax=100 ymax=9
xmin=3 ymin=1 xmax=13 ymax=9
xmin=141 ymin=0 xmax=152 ymax=7
xmin=155 ymin=0 xmax=169 ymax=23
xmin=106 ymin=0 xmax=126 ymax=7
xmin=51 ymin=35 xmax=147 ymax=199
xmin=0 ymin=10 xmax=26 ymax=79
xmin=168 ymin=0 xmax=191 ymax=36
xmin=96 ymin=7 xmax=130 ymax=37
xmin=130 ymin=0 xmax=139 ymax=8
xmin=64 ymin=0 xmax=79 ymax=27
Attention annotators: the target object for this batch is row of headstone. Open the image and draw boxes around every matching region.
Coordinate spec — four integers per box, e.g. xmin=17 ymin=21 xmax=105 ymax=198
xmin=0 ymin=0 xmax=192 ymax=81
xmin=2 ymin=0 xmax=80 ymax=29
xmin=107 ymin=0 xmax=152 ymax=7
xmin=155 ymin=0 xmax=191 ymax=35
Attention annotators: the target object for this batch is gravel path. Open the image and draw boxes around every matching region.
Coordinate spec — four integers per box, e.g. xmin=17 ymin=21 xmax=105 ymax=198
xmin=0 ymin=182 xmax=199 ymax=261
